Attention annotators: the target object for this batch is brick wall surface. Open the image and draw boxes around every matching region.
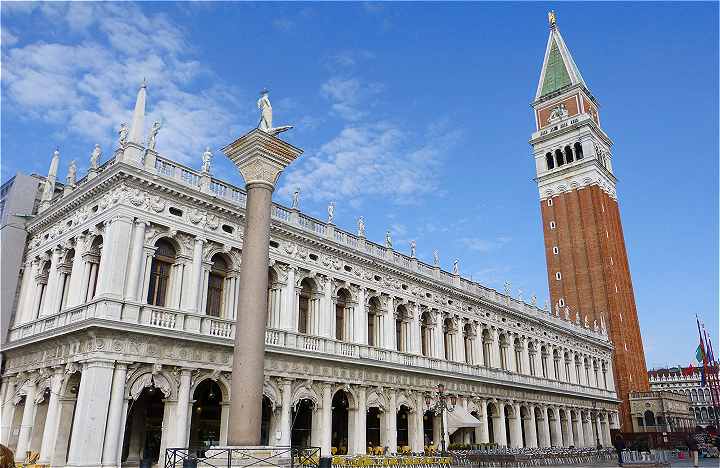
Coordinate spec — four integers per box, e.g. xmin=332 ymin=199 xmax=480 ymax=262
xmin=540 ymin=185 xmax=649 ymax=431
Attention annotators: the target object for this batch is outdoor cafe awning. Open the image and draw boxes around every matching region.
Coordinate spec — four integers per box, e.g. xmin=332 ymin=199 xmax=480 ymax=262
xmin=447 ymin=405 xmax=482 ymax=434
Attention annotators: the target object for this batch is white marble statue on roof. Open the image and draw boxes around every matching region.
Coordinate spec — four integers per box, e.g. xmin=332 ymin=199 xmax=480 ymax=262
xmin=90 ymin=144 xmax=101 ymax=169
xmin=201 ymin=147 xmax=213 ymax=174
xmin=410 ymin=240 xmax=416 ymax=258
xmin=327 ymin=202 xmax=335 ymax=224
xmin=118 ymin=123 xmax=129 ymax=146
xmin=147 ymin=121 xmax=162 ymax=150
xmin=67 ymin=160 xmax=77 ymax=185
xmin=257 ymin=89 xmax=292 ymax=136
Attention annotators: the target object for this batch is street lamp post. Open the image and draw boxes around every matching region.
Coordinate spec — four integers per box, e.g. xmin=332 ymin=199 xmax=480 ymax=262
xmin=425 ymin=384 xmax=457 ymax=454
xmin=591 ymin=401 xmax=601 ymax=448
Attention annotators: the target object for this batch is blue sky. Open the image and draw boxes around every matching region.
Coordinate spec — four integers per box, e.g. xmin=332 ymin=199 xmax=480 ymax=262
xmin=1 ymin=2 xmax=717 ymax=367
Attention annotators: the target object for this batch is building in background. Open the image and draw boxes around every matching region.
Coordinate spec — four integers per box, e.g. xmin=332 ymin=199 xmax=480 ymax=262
xmin=649 ymin=366 xmax=719 ymax=428
xmin=628 ymin=390 xmax=694 ymax=433
xmin=529 ymin=12 xmax=649 ymax=432
xmin=0 ymin=173 xmax=46 ymax=356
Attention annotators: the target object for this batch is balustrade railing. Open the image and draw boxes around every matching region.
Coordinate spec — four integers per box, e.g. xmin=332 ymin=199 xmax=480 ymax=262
xmin=7 ymin=299 xmax=614 ymax=399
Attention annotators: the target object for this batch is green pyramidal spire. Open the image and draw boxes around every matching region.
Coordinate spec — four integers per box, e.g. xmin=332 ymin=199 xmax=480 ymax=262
xmin=535 ymin=12 xmax=587 ymax=101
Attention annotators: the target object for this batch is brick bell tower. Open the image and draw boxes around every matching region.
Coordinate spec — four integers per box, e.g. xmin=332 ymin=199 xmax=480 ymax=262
xmin=529 ymin=11 xmax=649 ymax=432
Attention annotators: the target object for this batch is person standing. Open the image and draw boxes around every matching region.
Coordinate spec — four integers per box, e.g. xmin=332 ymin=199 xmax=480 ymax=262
xmin=613 ymin=434 xmax=626 ymax=467
xmin=686 ymin=429 xmax=701 ymax=467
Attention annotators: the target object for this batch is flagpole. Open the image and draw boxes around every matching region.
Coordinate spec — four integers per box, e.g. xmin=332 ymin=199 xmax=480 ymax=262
xmin=702 ymin=322 xmax=720 ymax=428
xmin=697 ymin=316 xmax=718 ymax=429
xmin=707 ymin=333 xmax=720 ymax=419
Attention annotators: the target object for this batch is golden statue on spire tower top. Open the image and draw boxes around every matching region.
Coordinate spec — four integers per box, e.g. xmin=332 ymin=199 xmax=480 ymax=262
xmin=548 ymin=10 xmax=557 ymax=28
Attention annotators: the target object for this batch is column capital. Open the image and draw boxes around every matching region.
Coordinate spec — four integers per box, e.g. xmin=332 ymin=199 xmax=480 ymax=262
xmin=222 ymin=128 xmax=303 ymax=189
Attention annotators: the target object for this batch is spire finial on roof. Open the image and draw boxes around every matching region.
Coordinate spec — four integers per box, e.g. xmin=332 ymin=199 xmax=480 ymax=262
xmin=128 ymin=79 xmax=148 ymax=144
xmin=548 ymin=10 xmax=557 ymax=29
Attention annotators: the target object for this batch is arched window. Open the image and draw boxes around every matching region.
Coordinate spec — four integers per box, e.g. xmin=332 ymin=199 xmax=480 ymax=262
xmin=545 ymin=152 xmax=555 ymax=170
xmin=555 ymin=149 xmax=564 ymax=167
xmin=336 ymin=288 xmax=351 ymax=341
xmin=528 ymin=342 xmax=537 ymax=376
xmin=58 ymin=249 xmax=74 ymax=311
xmin=482 ymin=329 xmax=492 ymax=367
xmin=513 ymin=338 xmax=523 ymax=373
xmin=206 ymin=254 xmax=228 ymax=317
xmin=84 ymin=236 xmax=103 ymax=302
xmin=267 ymin=268 xmax=279 ymax=327
xmin=367 ymin=297 xmax=381 ymax=347
xmin=575 ymin=355 xmax=582 ymax=384
xmin=602 ymin=362 xmax=609 ymax=389
xmin=147 ymin=239 xmax=176 ymax=307
xmin=564 ymin=145 xmax=574 ymax=163
xmin=463 ymin=323 xmax=473 ymax=365
xmin=593 ymin=360 xmax=600 ymax=387
xmin=553 ymin=349 xmax=561 ymax=380
xmin=298 ymin=279 xmax=315 ymax=334
xmin=420 ymin=311 xmax=432 ymax=357
xmin=541 ymin=345 xmax=549 ymax=378
xmin=443 ymin=318 xmax=454 ymax=361
xmin=644 ymin=410 xmax=656 ymax=427
xmin=574 ymin=142 xmax=584 ymax=160
xmin=499 ymin=334 xmax=509 ymax=370
xmin=396 ymin=305 xmax=409 ymax=352
xmin=35 ymin=260 xmax=51 ymax=317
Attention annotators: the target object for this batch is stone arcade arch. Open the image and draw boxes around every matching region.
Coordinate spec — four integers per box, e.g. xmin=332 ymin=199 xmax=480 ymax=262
xmin=121 ymin=370 xmax=174 ymax=466
xmin=121 ymin=388 xmax=166 ymax=465
xmin=331 ymin=389 xmax=355 ymax=454
xmin=189 ymin=380 xmax=223 ymax=453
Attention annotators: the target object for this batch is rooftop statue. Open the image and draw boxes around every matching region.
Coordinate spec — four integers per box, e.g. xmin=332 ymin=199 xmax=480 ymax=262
xmin=327 ymin=202 xmax=335 ymax=224
xmin=201 ymin=147 xmax=213 ymax=174
xmin=147 ymin=121 xmax=162 ymax=151
xmin=67 ymin=160 xmax=77 ymax=185
xmin=90 ymin=144 xmax=102 ymax=169
xmin=433 ymin=249 xmax=439 ymax=267
xmin=385 ymin=230 xmax=392 ymax=249
xmin=357 ymin=216 xmax=365 ymax=237
xmin=118 ymin=123 xmax=128 ymax=146
xmin=292 ymin=189 xmax=300 ymax=209
xmin=410 ymin=240 xmax=416 ymax=258
xmin=257 ymin=89 xmax=292 ymax=136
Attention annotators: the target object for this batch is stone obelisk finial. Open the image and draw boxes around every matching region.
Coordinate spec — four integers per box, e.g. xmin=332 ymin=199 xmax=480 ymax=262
xmin=222 ymin=92 xmax=302 ymax=446
xmin=117 ymin=79 xmax=148 ymax=166
xmin=39 ymin=148 xmax=61 ymax=212
xmin=129 ymin=78 xmax=147 ymax=144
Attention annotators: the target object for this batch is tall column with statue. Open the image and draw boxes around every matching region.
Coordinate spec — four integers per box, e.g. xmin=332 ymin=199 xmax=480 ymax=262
xmin=222 ymin=90 xmax=301 ymax=445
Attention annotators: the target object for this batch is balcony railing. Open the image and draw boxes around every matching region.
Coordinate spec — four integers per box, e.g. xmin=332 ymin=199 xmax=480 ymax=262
xmin=6 ymin=300 xmax=617 ymax=400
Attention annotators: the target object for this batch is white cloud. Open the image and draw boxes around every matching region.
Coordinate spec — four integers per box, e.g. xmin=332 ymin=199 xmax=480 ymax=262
xmin=321 ymin=77 xmax=383 ymax=122
xmin=1 ymin=3 xmax=248 ymax=165
xmin=280 ymin=119 xmax=459 ymax=205
xmin=1 ymin=28 xmax=18 ymax=46
xmin=460 ymin=236 xmax=512 ymax=253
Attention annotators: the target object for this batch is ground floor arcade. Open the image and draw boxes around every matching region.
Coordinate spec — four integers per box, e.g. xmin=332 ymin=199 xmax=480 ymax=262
xmin=0 ymin=333 xmax=618 ymax=467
